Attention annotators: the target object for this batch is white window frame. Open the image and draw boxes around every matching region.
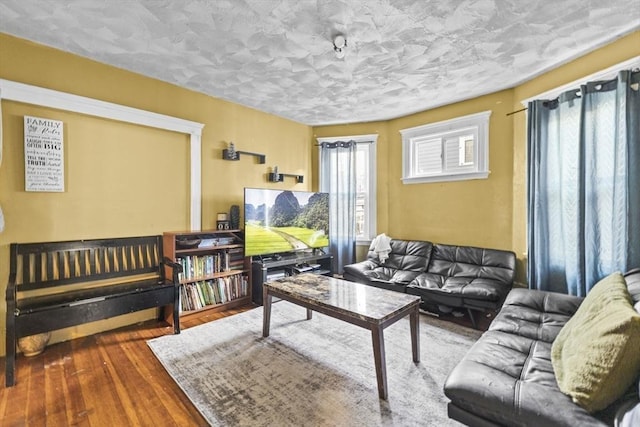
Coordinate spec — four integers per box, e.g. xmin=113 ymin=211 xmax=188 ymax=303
xmin=400 ymin=110 xmax=491 ymax=184
xmin=316 ymin=134 xmax=377 ymax=245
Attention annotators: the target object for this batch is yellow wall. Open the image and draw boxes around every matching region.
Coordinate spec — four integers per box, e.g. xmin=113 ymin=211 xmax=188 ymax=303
xmin=315 ymin=90 xmax=515 ymax=255
xmin=0 ymin=34 xmax=312 ymax=355
xmin=387 ymin=90 xmax=514 ymax=249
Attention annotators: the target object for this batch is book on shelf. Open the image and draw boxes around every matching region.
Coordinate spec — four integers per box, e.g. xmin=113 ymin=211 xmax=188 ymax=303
xmin=178 ymin=273 xmax=249 ymax=312
xmin=177 ymin=252 xmax=234 ymax=281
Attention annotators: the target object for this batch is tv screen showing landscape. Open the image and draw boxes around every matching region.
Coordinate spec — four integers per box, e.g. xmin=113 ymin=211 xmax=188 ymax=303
xmin=244 ymin=188 xmax=329 ymax=257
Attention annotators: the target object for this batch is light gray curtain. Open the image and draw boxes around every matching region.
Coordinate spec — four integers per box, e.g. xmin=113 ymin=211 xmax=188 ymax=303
xmin=527 ymin=69 xmax=640 ymax=296
xmin=319 ymin=140 xmax=356 ymax=274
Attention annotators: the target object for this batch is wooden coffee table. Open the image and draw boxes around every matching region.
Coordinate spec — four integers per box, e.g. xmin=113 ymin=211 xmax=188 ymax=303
xmin=262 ymin=273 xmax=421 ymax=400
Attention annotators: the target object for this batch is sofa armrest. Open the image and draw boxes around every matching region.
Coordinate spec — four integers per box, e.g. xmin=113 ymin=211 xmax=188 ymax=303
xmin=343 ymin=259 xmax=383 ymax=284
xmin=343 ymin=259 xmax=379 ymax=277
xmin=624 ymin=268 xmax=640 ymax=306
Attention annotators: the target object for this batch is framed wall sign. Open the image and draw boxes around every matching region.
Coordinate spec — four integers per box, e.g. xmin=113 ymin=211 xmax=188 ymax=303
xmin=24 ymin=115 xmax=64 ymax=192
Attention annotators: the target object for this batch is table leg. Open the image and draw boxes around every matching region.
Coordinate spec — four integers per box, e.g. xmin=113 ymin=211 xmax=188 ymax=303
xmin=262 ymin=288 xmax=272 ymax=338
xmin=371 ymin=325 xmax=388 ymax=400
xmin=410 ymin=305 xmax=420 ymax=363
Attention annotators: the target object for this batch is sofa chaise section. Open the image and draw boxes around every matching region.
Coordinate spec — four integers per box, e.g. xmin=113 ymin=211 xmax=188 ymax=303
xmin=444 ymin=269 xmax=640 ymax=426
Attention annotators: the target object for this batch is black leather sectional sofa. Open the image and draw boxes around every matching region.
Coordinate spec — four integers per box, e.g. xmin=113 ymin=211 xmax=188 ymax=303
xmin=444 ymin=269 xmax=640 ymax=426
xmin=343 ymin=239 xmax=516 ymax=328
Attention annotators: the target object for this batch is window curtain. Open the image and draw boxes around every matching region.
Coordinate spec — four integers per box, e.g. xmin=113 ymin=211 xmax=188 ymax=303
xmin=527 ymin=69 xmax=640 ymax=296
xmin=319 ymin=140 xmax=356 ymax=274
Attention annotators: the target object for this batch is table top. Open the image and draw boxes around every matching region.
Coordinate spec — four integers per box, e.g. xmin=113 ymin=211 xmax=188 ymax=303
xmin=264 ymin=273 xmax=420 ymax=323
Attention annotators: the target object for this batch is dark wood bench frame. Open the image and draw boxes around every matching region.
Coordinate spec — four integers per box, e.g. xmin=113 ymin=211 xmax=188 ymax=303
xmin=5 ymin=235 xmax=182 ymax=387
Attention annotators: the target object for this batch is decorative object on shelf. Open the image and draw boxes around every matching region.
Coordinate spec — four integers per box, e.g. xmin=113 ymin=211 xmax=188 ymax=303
xmin=176 ymin=238 xmax=202 ymax=249
xmin=268 ymin=166 xmax=282 ymax=182
xmin=268 ymin=166 xmax=303 ymax=183
xmin=229 ymin=205 xmax=240 ymax=230
xmin=18 ymin=332 xmax=51 ymax=357
xmin=217 ymin=213 xmax=230 ymax=230
xmin=222 ymin=141 xmax=266 ymax=164
xmin=333 ymin=34 xmax=347 ymax=59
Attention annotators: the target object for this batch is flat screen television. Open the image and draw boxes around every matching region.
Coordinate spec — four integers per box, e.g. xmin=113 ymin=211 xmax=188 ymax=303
xmin=244 ymin=187 xmax=329 ymax=257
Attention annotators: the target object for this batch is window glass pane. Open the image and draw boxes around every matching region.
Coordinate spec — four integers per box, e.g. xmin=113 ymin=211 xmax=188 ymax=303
xmin=415 ymin=137 xmax=442 ymax=175
xmin=460 ymin=134 xmax=474 ymax=165
xmin=355 ymin=146 xmax=369 ymax=238
xmin=355 ymin=192 xmax=366 ymax=238
xmin=444 ymin=137 xmax=460 ymax=170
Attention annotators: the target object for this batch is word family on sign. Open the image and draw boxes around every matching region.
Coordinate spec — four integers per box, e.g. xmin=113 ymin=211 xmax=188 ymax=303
xmin=24 ymin=115 xmax=64 ymax=192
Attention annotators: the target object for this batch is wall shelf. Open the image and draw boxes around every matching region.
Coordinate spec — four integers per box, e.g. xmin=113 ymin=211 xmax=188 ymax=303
xmin=268 ymin=170 xmax=303 ymax=183
xmin=222 ymin=142 xmax=265 ymax=163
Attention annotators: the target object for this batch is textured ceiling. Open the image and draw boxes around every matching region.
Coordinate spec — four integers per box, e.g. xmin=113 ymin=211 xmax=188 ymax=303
xmin=0 ymin=0 xmax=638 ymax=126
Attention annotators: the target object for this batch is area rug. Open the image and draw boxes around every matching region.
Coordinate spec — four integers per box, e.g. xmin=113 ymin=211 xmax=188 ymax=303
xmin=147 ymin=302 xmax=482 ymax=426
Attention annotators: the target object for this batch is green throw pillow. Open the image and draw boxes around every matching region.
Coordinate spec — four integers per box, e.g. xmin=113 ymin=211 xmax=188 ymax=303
xmin=551 ymin=272 xmax=640 ymax=413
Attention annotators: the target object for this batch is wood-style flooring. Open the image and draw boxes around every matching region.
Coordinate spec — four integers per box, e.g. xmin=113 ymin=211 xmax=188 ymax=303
xmin=0 ymin=306 xmax=253 ymax=427
xmin=0 ymin=304 xmax=487 ymax=426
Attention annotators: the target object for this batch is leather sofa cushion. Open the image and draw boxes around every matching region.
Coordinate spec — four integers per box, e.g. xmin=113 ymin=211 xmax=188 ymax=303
xmin=408 ymin=274 xmax=507 ymax=303
xmin=490 ymin=288 xmax=581 ymax=343
xmin=361 ymin=268 xmax=422 ymax=285
xmin=343 ymin=239 xmax=432 ymax=284
xmin=427 ymin=244 xmax=515 ymax=285
xmin=366 ymin=239 xmax=433 ymax=272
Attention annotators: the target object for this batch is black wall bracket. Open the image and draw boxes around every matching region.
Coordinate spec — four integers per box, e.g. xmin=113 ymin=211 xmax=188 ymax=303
xmin=222 ymin=142 xmax=265 ymax=163
xmin=268 ymin=172 xmax=303 ymax=183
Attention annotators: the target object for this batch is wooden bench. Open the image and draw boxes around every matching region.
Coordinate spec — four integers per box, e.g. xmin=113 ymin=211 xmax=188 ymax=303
xmin=5 ymin=235 xmax=182 ymax=387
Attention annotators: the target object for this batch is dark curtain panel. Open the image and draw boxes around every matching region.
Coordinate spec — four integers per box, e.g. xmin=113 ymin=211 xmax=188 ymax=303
xmin=527 ymin=70 xmax=640 ymax=295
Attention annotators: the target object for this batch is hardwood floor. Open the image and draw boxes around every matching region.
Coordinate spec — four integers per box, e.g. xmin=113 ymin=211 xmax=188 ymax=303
xmin=0 ymin=305 xmax=254 ymax=427
xmin=0 ymin=303 xmax=487 ymax=426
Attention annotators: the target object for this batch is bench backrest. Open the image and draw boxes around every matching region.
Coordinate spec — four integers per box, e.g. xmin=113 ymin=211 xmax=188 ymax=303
xmin=9 ymin=236 xmax=164 ymax=292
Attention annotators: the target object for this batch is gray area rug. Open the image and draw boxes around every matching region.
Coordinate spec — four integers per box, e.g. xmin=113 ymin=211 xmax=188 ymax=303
xmin=147 ymin=302 xmax=482 ymax=426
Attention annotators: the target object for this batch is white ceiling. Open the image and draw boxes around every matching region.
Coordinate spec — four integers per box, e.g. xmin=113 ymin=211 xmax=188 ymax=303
xmin=0 ymin=1 xmax=638 ymax=126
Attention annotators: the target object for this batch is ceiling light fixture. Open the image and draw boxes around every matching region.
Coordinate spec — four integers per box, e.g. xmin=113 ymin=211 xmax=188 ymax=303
xmin=333 ymin=34 xmax=347 ymax=59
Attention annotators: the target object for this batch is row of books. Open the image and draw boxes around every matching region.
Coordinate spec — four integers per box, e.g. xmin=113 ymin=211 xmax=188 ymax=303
xmin=179 ymin=274 xmax=248 ymax=312
xmin=177 ymin=252 xmax=234 ymax=281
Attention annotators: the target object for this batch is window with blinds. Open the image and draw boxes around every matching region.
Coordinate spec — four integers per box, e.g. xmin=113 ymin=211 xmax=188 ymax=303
xmin=401 ymin=111 xmax=491 ymax=184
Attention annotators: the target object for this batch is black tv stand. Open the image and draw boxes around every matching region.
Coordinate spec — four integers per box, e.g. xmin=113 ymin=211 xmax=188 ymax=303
xmin=251 ymin=251 xmax=333 ymax=305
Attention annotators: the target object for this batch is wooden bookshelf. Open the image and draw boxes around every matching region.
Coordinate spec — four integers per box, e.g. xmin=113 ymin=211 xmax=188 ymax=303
xmin=163 ymin=230 xmax=251 ymax=323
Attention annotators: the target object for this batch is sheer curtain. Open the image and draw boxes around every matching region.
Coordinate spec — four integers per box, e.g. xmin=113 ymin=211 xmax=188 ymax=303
xmin=319 ymin=140 xmax=356 ymax=274
xmin=527 ymin=70 xmax=640 ymax=296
